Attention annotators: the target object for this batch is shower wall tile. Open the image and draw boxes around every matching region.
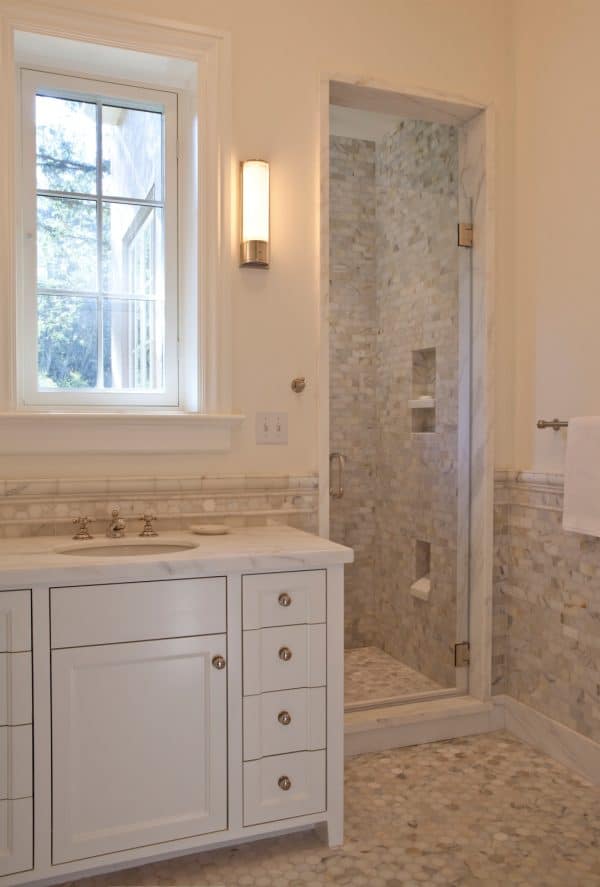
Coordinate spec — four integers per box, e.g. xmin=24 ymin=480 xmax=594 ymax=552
xmin=329 ymin=123 xmax=459 ymax=686
xmin=375 ymin=121 xmax=459 ymax=688
xmin=493 ymin=471 xmax=600 ymax=744
xmin=329 ymin=136 xmax=380 ymax=647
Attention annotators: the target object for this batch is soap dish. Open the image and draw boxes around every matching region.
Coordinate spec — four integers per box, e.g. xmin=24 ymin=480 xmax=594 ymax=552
xmin=189 ymin=524 xmax=230 ymax=535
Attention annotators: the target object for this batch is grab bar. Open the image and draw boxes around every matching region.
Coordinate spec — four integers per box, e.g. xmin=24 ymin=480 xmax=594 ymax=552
xmin=329 ymin=452 xmax=345 ymax=499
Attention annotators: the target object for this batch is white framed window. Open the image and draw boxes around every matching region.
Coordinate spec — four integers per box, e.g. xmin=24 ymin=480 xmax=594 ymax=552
xmin=19 ymin=69 xmax=179 ymax=407
xmin=0 ymin=5 xmax=241 ymax=453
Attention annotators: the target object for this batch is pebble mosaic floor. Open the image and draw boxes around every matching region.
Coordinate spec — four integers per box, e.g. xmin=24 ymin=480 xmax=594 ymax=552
xmin=345 ymin=646 xmax=443 ymax=705
xmin=61 ymin=731 xmax=600 ymax=887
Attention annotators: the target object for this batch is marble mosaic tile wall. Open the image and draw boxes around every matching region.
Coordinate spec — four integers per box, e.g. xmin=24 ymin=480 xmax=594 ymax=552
xmin=0 ymin=475 xmax=318 ymax=538
xmin=374 ymin=121 xmax=459 ymax=688
xmin=329 ymin=123 xmax=459 ymax=687
xmin=329 ymin=136 xmax=379 ymax=647
xmin=494 ymin=471 xmax=600 ymax=744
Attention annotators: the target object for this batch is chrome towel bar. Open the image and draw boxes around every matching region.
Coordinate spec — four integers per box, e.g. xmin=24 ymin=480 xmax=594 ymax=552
xmin=537 ymin=418 xmax=568 ymax=430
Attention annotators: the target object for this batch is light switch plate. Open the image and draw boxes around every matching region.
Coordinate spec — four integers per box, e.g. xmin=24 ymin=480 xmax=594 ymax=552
xmin=256 ymin=412 xmax=288 ymax=445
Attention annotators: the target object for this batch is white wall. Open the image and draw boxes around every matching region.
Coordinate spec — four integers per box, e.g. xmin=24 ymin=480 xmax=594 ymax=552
xmin=2 ymin=0 xmax=514 ymax=478
xmin=513 ymin=0 xmax=600 ymax=473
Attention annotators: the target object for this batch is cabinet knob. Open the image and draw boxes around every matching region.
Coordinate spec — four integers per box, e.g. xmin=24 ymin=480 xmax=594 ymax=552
xmin=278 ymin=592 xmax=292 ymax=607
xmin=278 ymin=646 xmax=293 ymax=662
xmin=278 ymin=710 xmax=292 ymax=726
xmin=212 ymin=655 xmax=226 ymax=670
xmin=278 ymin=775 xmax=292 ymax=791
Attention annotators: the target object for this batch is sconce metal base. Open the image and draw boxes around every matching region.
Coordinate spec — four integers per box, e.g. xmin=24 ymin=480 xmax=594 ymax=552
xmin=240 ymin=240 xmax=269 ymax=267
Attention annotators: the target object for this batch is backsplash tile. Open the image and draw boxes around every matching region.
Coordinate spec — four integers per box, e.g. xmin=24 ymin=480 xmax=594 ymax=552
xmin=0 ymin=475 xmax=319 ymax=538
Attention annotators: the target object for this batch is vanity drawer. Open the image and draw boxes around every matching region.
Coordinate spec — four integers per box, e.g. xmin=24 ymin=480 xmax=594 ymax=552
xmin=243 ymin=571 xmax=326 ymax=629
xmin=0 ymin=726 xmax=32 ymax=799
xmin=244 ymin=687 xmax=326 ymax=760
xmin=0 ymin=591 xmax=31 ymax=653
xmin=243 ymin=624 xmax=326 ymax=696
xmin=243 ymin=750 xmax=325 ymax=826
xmin=51 ymin=577 xmax=226 ymax=648
xmin=0 ymin=653 xmax=32 ymax=726
xmin=0 ymin=797 xmax=33 ymax=877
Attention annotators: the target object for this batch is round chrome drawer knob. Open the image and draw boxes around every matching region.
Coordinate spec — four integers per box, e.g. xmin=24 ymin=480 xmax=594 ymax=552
xmin=278 ymin=775 xmax=292 ymax=791
xmin=278 ymin=592 xmax=292 ymax=607
xmin=211 ymin=655 xmax=226 ymax=670
xmin=278 ymin=710 xmax=292 ymax=726
xmin=278 ymin=646 xmax=293 ymax=662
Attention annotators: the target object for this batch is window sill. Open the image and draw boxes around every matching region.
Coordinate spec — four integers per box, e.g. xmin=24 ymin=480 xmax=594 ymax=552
xmin=0 ymin=411 xmax=245 ymax=454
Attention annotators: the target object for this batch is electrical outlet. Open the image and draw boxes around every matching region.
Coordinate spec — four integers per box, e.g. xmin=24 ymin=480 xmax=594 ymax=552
xmin=256 ymin=412 xmax=288 ymax=445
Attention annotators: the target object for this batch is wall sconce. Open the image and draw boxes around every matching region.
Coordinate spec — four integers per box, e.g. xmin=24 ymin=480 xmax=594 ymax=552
xmin=240 ymin=159 xmax=270 ymax=267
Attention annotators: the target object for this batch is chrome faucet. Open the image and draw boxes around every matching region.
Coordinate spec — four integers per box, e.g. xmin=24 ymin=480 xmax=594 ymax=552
xmin=106 ymin=507 xmax=126 ymax=538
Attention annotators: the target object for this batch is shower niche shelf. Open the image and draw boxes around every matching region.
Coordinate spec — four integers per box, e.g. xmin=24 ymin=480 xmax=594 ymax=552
xmin=411 ymin=348 xmax=436 ymax=433
xmin=410 ymin=539 xmax=431 ymax=601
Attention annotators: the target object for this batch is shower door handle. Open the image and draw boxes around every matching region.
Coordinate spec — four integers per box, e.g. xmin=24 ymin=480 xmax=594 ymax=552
xmin=329 ymin=452 xmax=345 ymax=499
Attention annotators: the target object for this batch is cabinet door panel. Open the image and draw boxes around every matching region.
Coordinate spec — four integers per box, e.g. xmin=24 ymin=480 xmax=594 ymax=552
xmin=0 ymin=798 xmax=33 ymax=877
xmin=51 ymin=577 xmax=226 ymax=648
xmin=52 ymin=635 xmax=227 ymax=863
xmin=243 ymin=751 xmax=325 ymax=826
xmin=243 ymin=571 xmax=326 ymax=629
xmin=0 ymin=726 xmax=32 ymax=799
xmin=0 ymin=591 xmax=31 ymax=653
xmin=0 ymin=653 xmax=32 ymax=726
xmin=243 ymin=624 xmax=326 ymax=695
xmin=244 ymin=688 xmax=326 ymax=760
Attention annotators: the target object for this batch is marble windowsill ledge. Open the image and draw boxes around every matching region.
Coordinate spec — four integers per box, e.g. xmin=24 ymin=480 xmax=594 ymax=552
xmin=0 ymin=411 xmax=246 ymax=453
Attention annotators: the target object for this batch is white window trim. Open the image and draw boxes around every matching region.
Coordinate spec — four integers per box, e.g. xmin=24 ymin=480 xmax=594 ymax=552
xmin=0 ymin=0 xmax=243 ymax=452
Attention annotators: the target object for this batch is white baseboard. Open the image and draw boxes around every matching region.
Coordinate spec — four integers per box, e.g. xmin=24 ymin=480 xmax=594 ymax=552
xmin=494 ymin=694 xmax=600 ymax=786
xmin=344 ymin=696 xmax=502 ymax=757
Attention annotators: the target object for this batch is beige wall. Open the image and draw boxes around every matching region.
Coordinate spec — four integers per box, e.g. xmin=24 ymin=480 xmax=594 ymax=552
xmin=513 ymin=0 xmax=600 ymax=473
xmin=3 ymin=0 xmax=514 ymax=479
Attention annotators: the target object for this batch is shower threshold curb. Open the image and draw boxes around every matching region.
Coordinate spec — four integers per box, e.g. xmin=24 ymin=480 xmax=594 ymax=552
xmin=344 ymin=695 xmax=501 ymax=756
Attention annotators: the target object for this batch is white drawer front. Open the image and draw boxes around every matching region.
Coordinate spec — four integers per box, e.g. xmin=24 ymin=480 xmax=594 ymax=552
xmin=0 ymin=797 xmax=33 ymax=877
xmin=243 ymin=571 xmax=326 ymax=630
xmin=0 ymin=653 xmax=32 ymax=726
xmin=243 ymin=624 xmax=326 ymax=695
xmin=0 ymin=591 xmax=31 ymax=653
xmin=244 ymin=750 xmax=326 ymax=826
xmin=51 ymin=577 xmax=226 ymax=648
xmin=0 ymin=726 xmax=32 ymax=800
xmin=244 ymin=687 xmax=326 ymax=760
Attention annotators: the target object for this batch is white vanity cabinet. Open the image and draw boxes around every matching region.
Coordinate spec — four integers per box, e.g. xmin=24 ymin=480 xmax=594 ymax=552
xmin=50 ymin=578 xmax=228 ymax=863
xmin=0 ymin=590 xmax=33 ymax=879
xmin=242 ymin=570 xmax=328 ymax=826
xmin=0 ymin=529 xmax=350 ymax=887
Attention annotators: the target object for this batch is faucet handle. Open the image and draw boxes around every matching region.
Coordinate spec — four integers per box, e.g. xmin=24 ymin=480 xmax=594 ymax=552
xmin=139 ymin=513 xmax=158 ymax=537
xmin=72 ymin=516 xmax=94 ymax=540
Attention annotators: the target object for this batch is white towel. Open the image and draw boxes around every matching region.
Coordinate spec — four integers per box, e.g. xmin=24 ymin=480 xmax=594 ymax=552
xmin=562 ymin=417 xmax=600 ymax=537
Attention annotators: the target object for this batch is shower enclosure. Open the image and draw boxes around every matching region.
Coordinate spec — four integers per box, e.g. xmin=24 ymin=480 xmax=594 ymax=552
xmin=327 ymin=85 xmax=478 ymax=711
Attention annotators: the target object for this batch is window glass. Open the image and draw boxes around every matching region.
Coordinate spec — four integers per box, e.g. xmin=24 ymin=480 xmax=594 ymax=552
xmin=102 ymin=106 xmax=163 ymax=200
xmin=33 ymin=87 xmax=168 ymax=394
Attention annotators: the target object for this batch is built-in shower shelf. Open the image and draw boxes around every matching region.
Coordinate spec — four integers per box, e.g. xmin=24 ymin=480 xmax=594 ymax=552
xmin=409 ymin=575 xmax=431 ymax=601
xmin=408 ymin=397 xmax=435 ymax=409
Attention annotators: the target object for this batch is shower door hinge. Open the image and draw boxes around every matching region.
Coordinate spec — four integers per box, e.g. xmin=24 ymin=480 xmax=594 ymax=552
xmin=457 ymin=223 xmax=473 ymax=248
xmin=454 ymin=641 xmax=470 ymax=667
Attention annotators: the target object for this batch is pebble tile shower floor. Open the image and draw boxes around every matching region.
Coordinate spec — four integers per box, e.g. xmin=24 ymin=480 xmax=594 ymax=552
xmin=60 ymin=732 xmax=600 ymax=887
xmin=345 ymin=647 xmax=442 ymax=705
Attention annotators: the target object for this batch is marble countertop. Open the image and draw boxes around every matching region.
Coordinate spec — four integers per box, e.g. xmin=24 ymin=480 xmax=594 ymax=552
xmin=0 ymin=525 xmax=353 ymax=588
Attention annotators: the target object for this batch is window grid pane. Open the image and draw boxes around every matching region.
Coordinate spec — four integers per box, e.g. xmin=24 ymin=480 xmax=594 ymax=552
xmin=35 ymin=92 xmax=166 ymax=394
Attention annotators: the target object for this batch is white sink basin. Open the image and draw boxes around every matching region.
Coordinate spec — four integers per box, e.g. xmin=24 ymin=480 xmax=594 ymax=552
xmin=58 ymin=542 xmax=197 ymax=558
